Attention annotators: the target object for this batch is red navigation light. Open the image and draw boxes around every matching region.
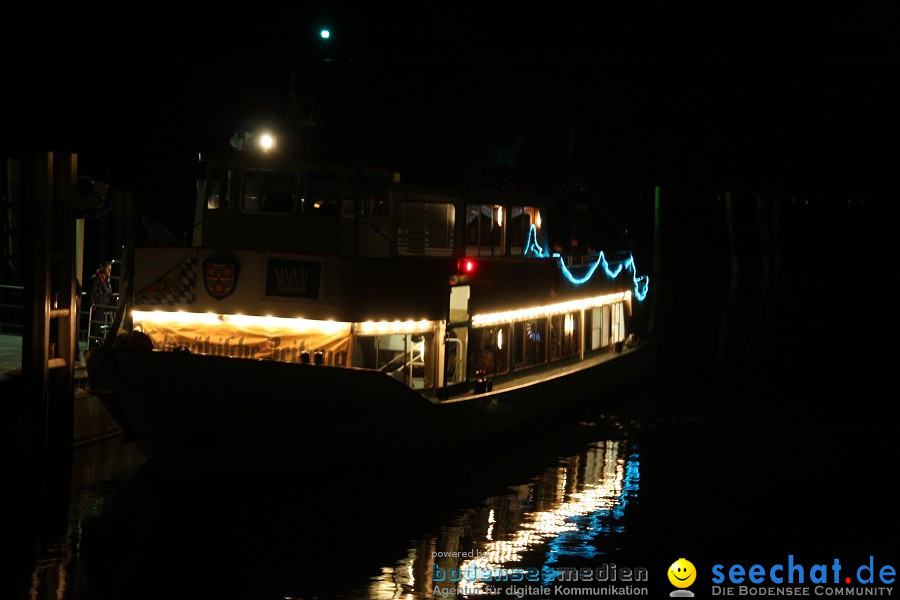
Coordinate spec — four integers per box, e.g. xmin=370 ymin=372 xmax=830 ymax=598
xmin=458 ymin=258 xmax=476 ymax=274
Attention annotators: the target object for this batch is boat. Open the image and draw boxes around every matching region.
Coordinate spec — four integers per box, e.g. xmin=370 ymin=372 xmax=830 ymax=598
xmin=87 ymin=132 xmax=654 ymax=478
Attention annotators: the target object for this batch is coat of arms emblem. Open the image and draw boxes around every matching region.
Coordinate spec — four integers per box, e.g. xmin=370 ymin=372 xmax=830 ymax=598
xmin=204 ymin=255 xmax=239 ymax=300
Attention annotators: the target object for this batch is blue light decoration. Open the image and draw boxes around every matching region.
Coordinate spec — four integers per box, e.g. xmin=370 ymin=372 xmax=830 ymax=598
xmin=523 ymin=225 xmax=649 ymax=301
xmin=523 ymin=223 xmax=550 ymax=258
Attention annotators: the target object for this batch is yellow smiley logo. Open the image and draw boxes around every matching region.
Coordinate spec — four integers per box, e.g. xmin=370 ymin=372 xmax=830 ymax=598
xmin=668 ymin=558 xmax=697 ymax=588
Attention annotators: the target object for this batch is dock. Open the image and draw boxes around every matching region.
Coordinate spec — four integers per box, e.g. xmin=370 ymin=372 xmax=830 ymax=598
xmin=1 ymin=332 xmax=122 ymax=446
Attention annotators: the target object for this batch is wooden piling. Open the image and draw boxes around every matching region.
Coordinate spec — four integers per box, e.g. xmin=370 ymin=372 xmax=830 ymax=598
xmin=19 ymin=152 xmax=79 ymax=450
xmin=21 ymin=153 xmax=52 ymax=403
xmin=51 ymin=153 xmax=77 ymax=401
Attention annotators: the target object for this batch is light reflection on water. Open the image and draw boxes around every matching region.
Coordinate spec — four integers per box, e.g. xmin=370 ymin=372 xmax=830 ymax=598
xmin=19 ymin=415 xmax=638 ymax=600
xmin=23 ymin=435 xmax=146 ymax=600
xmin=365 ymin=436 xmax=639 ymax=600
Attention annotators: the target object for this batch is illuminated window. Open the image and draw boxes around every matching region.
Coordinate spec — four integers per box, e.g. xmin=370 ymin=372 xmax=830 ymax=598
xmin=549 ymin=312 xmax=579 ymax=361
xmin=469 ymin=325 xmax=509 ymax=377
xmin=353 ymin=332 xmax=434 ymax=390
xmin=465 ymin=204 xmax=505 ymax=256
xmin=445 ymin=325 xmax=468 ymax=385
xmin=587 ymin=302 xmax=625 ymax=352
xmin=507 ymin=206 xmax=539 ymax=254
xmin=589 ymin=305 xmax=610 ymax=351
xmin=611 ymin=302 xmax=625 ymax=345
xmin=513 ymin=318 xmax=547 ymax=369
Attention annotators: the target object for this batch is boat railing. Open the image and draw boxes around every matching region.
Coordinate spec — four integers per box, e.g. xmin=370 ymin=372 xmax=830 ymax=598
xmin=378 ymin=341 xmax=425 ymax=375
xmin=86 ymin=302 xmax=118 ymax=349
xmin=375 ymin=339 xmax=431 ymax=389
xmin=396 ymin=229 xmax=453 ymax=257
xmin=559 ymin=249 xmax=632 ymax=268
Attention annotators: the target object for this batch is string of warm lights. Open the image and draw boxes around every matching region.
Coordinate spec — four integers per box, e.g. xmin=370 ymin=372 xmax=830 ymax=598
xmin=130 ymin=310 xmax=351 ymax=334
xmin=131 ymin=310 xmax=440 ymax=336
xmin=137 ymin=298 xmax=630 ymax=332
xmin=471 ymin=291 xmax=631 ymax=328
xmin=522 ymin=224 xmax=650 ymax=301
xmin=357 ymin=320 xmax=435 ymax=334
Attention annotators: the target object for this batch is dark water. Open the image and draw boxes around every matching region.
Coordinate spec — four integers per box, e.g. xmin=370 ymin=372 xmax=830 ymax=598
xmin=10 ymin=201 xmax=899 ymax=599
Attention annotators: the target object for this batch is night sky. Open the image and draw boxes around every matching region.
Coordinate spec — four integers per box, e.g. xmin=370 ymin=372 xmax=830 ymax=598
xmin=3 ymin=6 xmax=897 ymax=195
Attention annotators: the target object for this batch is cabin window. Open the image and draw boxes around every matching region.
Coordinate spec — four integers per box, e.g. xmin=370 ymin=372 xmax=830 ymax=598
xmin=549 ymin=312 xmax=579 ymax=361
xmin=205 ymin=167 xmax=236 ymax=210
xmin=465 ymin=204 xmax=505 ymax=256
xmin=445 ymin=285 xmax=470 ymax=385
xmin=242 ymin=169 xmax=299 ymax=213
xmin=340 ymin=177 xmax=357 ymax=218
xmin=469 ymin=325 xmax=509 ymax=377
xmin=396 ymin=202 xmax=455 ymax=256
xmin=589 ymin=305 xmax=610 ymax=351
xmin=513 ymin=318 xmax=547 ymax=369
xmin=611 ymin=302 xmax=625 ymax=345
xmin=587 ymin=303 xmax=625 ymax=351
xmin=307 ymin=173 xmax=341 ymax=214
xmin=358 ymin=175 xmax=388 ymax=217
xmin=445 ymin=326 xmax=468 ymax=385
xmin=352 ymin=333 xmax=434 ymax=390
xmin=508 ymin=206 xmax=540 ymax=254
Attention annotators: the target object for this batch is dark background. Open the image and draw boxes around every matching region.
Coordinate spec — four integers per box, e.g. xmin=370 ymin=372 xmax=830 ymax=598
xmin=4 ymin=6 xmax=896 ymax=195
xmin=5 ymin=6 xmax=900 ymax=598
xmin=5 ymin=5 xmax=896 ymax=282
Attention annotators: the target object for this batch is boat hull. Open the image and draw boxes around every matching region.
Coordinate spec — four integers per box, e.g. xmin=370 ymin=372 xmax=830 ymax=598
xmin=89 ymin=341 xmax=655 ymax=478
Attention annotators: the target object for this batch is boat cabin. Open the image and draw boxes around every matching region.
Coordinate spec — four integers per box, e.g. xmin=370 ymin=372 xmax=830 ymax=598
xmin=128 ymin=154 xmax=646 ymax=399
xmin=194 ymin=155 xmax=549 ymax=260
